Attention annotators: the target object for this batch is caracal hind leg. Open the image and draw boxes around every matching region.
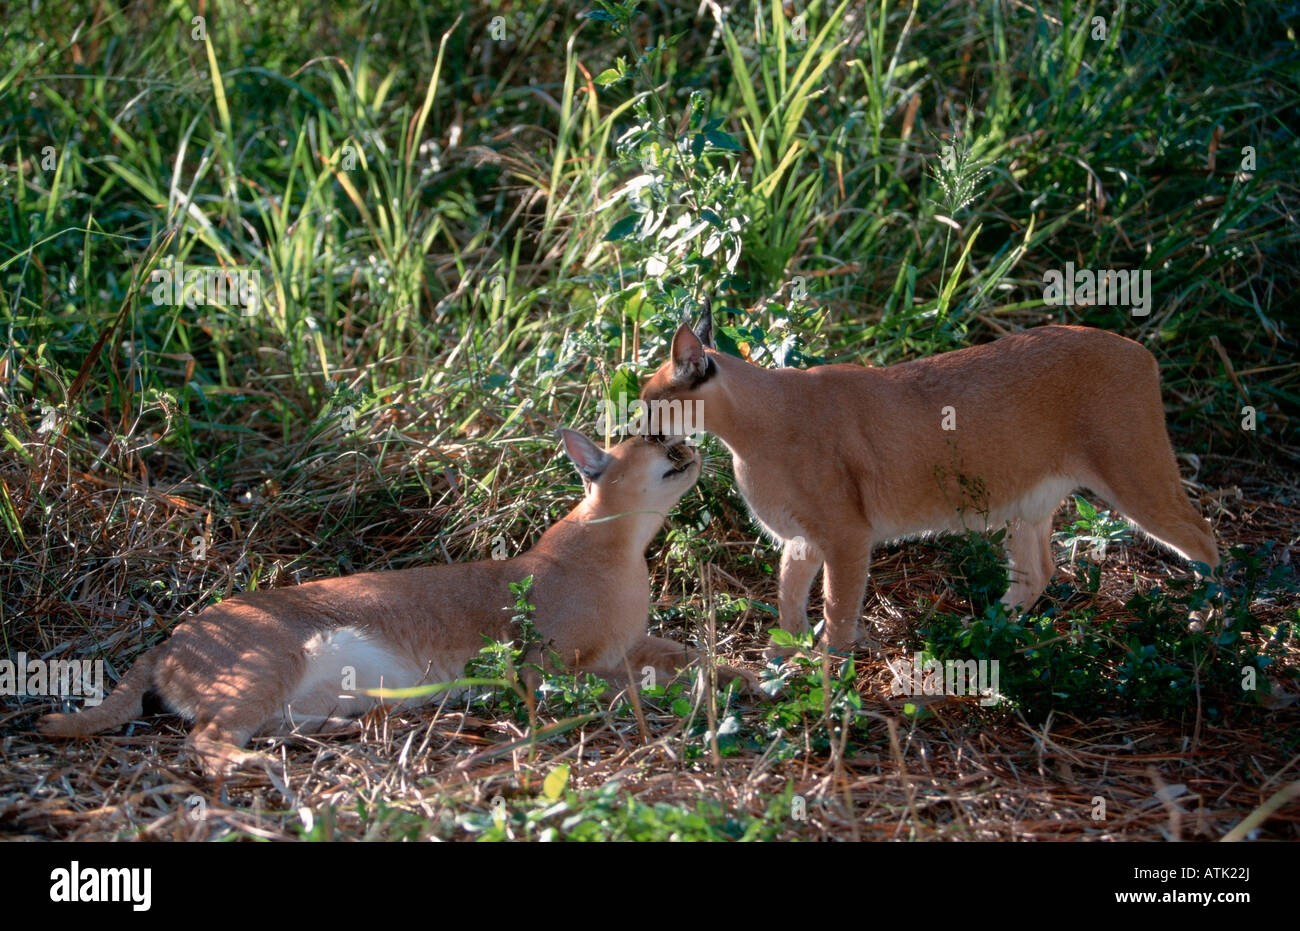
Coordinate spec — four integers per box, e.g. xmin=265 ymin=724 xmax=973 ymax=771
xmin=187 ymin=719 xmax=270 ymax=780
xmin=177 ymin=667 xmax=302 ymax=780
xmin=1002 ymin=515 xmax=1056 ymax=612
xmin=1086 ymin=430 xmax=1219 ymax=628
xmin=593 ymin=636 xmax=755 ymax=692
xmin=1089 ymin=448 xmax=1219 ymax=571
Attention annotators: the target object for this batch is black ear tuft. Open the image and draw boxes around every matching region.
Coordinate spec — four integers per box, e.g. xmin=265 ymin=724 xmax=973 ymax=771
xmin=693 ymin=296 xmax=714 ymax=348
xmin=558 ymin=428 xmax=612 ymax=483
xmin=670 ymin=323 xmax=708 ymax=384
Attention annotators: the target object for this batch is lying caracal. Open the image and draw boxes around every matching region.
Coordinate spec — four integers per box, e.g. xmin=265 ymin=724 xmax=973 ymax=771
xmin=641 ymin=304 xmax=1219 ymax=652
xmin=40 ymin=430 xmax=724 ymax=776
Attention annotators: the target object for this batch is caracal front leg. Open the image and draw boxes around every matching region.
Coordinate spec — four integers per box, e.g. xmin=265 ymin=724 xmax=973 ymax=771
xmin=778 ymin=538 xmax=824 ymax=634
xmin=766 ymin=538 xmax=823 ymax=659
xmin=820 ymin=541 xmax=872 ymax=652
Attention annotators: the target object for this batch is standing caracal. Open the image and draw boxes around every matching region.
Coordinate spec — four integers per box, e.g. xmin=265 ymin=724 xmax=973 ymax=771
xmin=641 ymin=303 xmax=1219 ymax=652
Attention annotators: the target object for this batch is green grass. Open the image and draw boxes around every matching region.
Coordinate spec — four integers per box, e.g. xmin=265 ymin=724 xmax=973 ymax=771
xmin=4 ymin=1 xmax=1295 ymax=464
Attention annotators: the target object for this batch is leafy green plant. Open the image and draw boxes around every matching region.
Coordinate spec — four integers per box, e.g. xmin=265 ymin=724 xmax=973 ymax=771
xmin=463 ymin=576 xmax=612 ymax=722
xmin=918 ymin=545 xmax=1298 ymax=721
xmin=637 ymin=666 xmax=749 ymax=760
xmin=587 ymin=1 xmax=749 ymax=312
xmin=756 ymin=627 xmax=861 ymax=759
xmin=1055 ymin=494 xmax=1133 ymax=564
xmin=942 ymin=528 xmax=1010 ymax=615
xmin=712 ymin=298 xmax=825 ymax=369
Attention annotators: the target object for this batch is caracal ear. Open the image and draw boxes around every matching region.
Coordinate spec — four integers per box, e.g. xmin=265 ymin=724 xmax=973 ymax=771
xmin=670 ymin=323 xmax=708 ymax=383
xmin=692 ymin=296 xmax=714 ymax=348
xmin=558 ymin=428 xmax=612 ymax=483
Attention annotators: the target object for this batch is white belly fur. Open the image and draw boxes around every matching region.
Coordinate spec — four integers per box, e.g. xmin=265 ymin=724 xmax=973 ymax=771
xmin=281 ymin=627 xmax=460 ymax=726
xmin=874 ymin=476 xmax=1081 ymax=543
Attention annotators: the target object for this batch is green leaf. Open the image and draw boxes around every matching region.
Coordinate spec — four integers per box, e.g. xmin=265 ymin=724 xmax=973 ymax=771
xmin=543 ymin=763 xmax=570 ymax=800
xmin=604 ymin=213 xmax=640 ymax=241
xmin=704 ymin=128 xmax=742 ymax=151
xmin=1073 ymin=495 xmax=1098 ymax=521
xmin=609 ymin=367 xmax=639 ymax=403
xmin=937 ymin=222 xmax=981 ymax=316
xmin=714 ymin=324 xmax=745 ymax=358
xmin=595 ymin=68 xmax=622 ymax=86
xmin=768 ymin=628 xmax=796 ymax=647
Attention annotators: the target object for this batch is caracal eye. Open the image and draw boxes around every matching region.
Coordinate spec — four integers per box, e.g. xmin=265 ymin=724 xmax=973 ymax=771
xmin=665 ymin=442 xmax=689 ymax=465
